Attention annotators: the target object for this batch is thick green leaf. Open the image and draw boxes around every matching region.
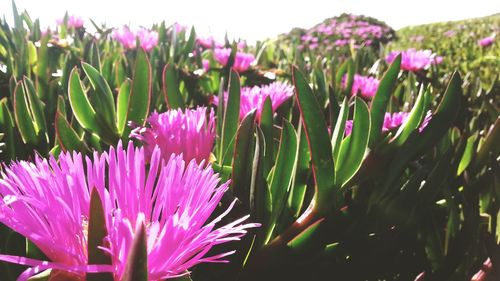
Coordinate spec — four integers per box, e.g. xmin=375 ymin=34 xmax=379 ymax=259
xmin=182 ymin=27 xmax=196 ymax=55
xmin=13 ymin=81 xmax=37 ymax=144
xmin=81 ymin=62 xmax=117 ymax=131
xmin=369 ymin=54 xmax=401 ymax=147
xmin=220 ymin=69 xmax=241 ymax=166
xmin=232 ymin=110 xmax=257 ymax=209
xmin=117 ymin=79 xmax=131 ymax=136
xmin=260 ymin=96 xmax=274 ymax=175
xmin=287 ymin=218 xmax=325 ymax=252
xmin=55 ymin=112 xmax=88 ymax=153
xmin=288 ymin=123 xmax=310 ymax=218
xmin=87 ymin=189 xmax=113 ymax=281
xmin=126 ymin=49 xmax=151 ymax=134
xmin=335 ymin=97 xmax=370 ymax=187
xmin=474 ymin=117 xmax=500 ymax=171
xmin=122 ymin=223 xmax=148 ymax=281
xmin=68 ymin=67 xmax=99 ymax=132
xmin=293 ymin=66 xmax=336 ymax=212
xmin=457 ymin=133 xmax=477 ymax=175
xmin=162 ymin=64 xmax=184 ymax=109
xmin=392 ymin=85 xmax=429 ymax=146
xmin=0 ymin=99 xmax=16 ymax=159
xmin=331 ymin=97 xmax=349 ymax=161
xmin=265 ymin=120 xmax=298 ymax=243
xmin=23 ymin=78 xmax=47 ymax=141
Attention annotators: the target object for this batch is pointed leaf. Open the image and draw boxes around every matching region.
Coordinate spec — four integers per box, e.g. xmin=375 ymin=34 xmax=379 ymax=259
xmin=220 ymin=69 xmax=241 ymax=166
xmin=122 ymin=223 xmax=148 ymax=281
xmin=162 ymin=64 xmax=184 ymax=109
xmin=68 ymin=67 xmax=99 ymax=132
xmin=293 ymin=66 xmax=336 ymax=212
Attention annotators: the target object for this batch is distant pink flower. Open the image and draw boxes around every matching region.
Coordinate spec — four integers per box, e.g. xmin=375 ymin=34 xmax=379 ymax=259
xmin=343 ymin=74 xmax=380 ymax=99
xmin=386 ymin=49 xmax=442 ymax=72
xmin=112 ymin=26 xmax=158 ymax=52
xmin=212 ymin=82 xmax=294 ymax=121
xmin=131 ymin=107 xmax=215 ymax=164
xmin=57 ymin=15 xmax=84 ymax=29
xmin=443 ymin=30 xmax=456 ymax=37
xmin=0 ymin=142 xmax=257 ymax=280
xmin=197 ymin=36 xmax=223 ymax=49
xmin=478 ymin=36 xmax=495 ymax=47
xmin=345 ymin=111 xmax=431 ymax=135
xmin=202 ymin=59 xmax=210 ymax=71
xmin=173 ymin=22 xmax=187 ymax=33
xmin=213 ymin=48 xmax=255 ymax=72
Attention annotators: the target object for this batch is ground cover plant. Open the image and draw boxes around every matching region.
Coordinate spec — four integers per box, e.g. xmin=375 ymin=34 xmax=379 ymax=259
xmin=0 ymin=2 xmax=499 ymax=280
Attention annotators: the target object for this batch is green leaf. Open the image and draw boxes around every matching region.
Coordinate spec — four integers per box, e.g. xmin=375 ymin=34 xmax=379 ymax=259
xmin=23 ymin=78 xmax=48 ymax=142
xmin=125 ymin=49 xmax=152 ymax=137
xmin=122 ymin=223 xmax=148 ymax=281
xmin=117 ymin=79 xmax=131 ymax=136
xmin=474 ymin=117 xmax=500 ymax=171
xmin=182 ymin=27 xmax=196 ymax=55
xmin=331 ymin=97 xmax=349 ymax=161
xmin=457 ymin=133 xmax=477 ymax=175
xmin=293 ymin=66 xmax=336 ymax=212
xmin=288 ymin=123 xmax=310 ymax=218
xmin=89 ymin=41 xmax=101 ymax=72
xmin=369 ymin=54 xmax=401 ymax=147
xmin=0 ymin=99 xmax=16 ymax=159
xmin=55 ymin=112 xmax=88 ymax=153
xmin=220 ymin=70 xmax=241 ymax=166
xmin=232 ymin=110 xmax=256 ymax=210
xmin=335 ymin=97 xmax=370 ymax=187
xmin=162 ymin=64 xmax=184 ymax=109
xmin=87 ymin=188 xmax=113 ymax=281
xmin=392 ymin=85 xmax=429 ymax=146
xmin=265 ymin=120 xmax=298 ymax=243
xmin=68 ymin=67 xmax=99 ymax=132
xmin=260 ymin=96 xmax=274 ymax=175
xmin=81 ymin=62 xmax=117 ymax=131
xmin=287 ymin=218 xmax=325 ymax=252
xmin=13 ymin=81 xmax=37 ymax=144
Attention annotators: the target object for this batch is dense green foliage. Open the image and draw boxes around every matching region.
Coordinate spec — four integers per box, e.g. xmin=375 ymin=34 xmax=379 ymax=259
xmin=0 ymin=3 xmax=499 ymax=280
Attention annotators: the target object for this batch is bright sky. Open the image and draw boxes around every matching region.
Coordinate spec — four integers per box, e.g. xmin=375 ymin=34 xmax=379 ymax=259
xmin=2 ymin=0 xmax=500 ymax=42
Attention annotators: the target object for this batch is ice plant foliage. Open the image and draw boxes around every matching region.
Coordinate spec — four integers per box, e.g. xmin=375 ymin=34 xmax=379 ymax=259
xmin=343 ymin=74 xmax=380 ymax=99
xmin=213 ymin=48 xmax=255 ymax=72
xmin=386 ymin=48 xmax=442 ymax=72
xmin=212 ymin=81 xmax=294 ymax=120
xmin=112 ymin=26 xmax=159 ymax=52
xmin=131 ymin=107 xmax=216 ymax=164
xmin=0 ymin=142 xmax=257 ymax=280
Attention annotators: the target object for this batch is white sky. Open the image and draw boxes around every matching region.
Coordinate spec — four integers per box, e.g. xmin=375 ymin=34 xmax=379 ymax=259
xmin=2 ymin=0 xmax=500 ymax=42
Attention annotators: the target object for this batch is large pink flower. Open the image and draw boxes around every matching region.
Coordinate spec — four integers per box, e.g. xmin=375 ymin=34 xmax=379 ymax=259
xmin=0 ymin=142 xmax=257 ymax=280
xmin=213 ymin=48 xmax=255 ymax=73
xmin=386 ymin=49 xmax=442 ymax=72
xmin=212 ymin=82 xmax=294 ymax=121
xmin=131 ymin=107 xmax=215 ymax=164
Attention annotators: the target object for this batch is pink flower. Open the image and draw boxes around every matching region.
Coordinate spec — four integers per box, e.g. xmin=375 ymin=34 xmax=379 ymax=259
xmin=443 ymin=30 xmax=456 ymax=37
xmin=343 ymin=74 xmax=380 ymax=99
xmin=112 ymin=26 xmax=136 ymax=49
xmin=213 ymin=48 xmax=255 ymax=73
xmin=0 ymin=142 xmax=257 ymax=280
xmin=212 ymin=82 xmax=294 ymax=121
xmin=131 ymin=107 xmax=215 ymax=164
xmin=202 ymin=59 xmax=211 ymax=72
xmin=478 ymin=36 xmax=495 ymax=47
xmin=136 ymin=28 xmax=159 ymax=52
xmin=197 ymin=36 xmax=223 ymax=49
xmin=57 ymin=15 xmax=84 ymax=29
xmin=112 ymin=26 xmax=158 ymax=52
xmin=345 ymin=111 xmax=431 ymax=136
xmin=386 ymin=49 xmax=442 ymax=72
